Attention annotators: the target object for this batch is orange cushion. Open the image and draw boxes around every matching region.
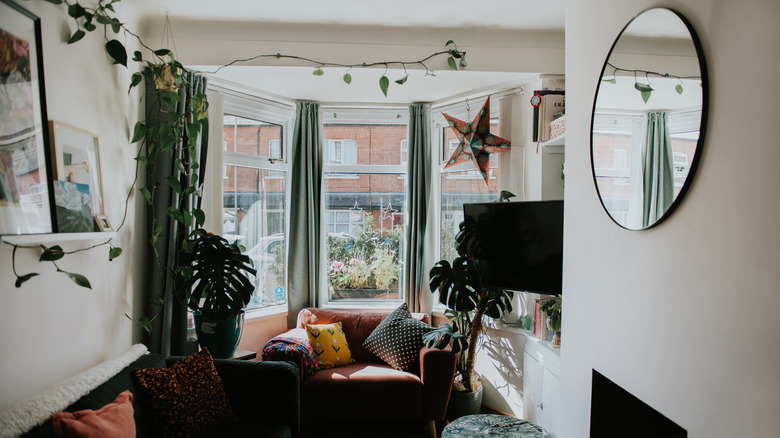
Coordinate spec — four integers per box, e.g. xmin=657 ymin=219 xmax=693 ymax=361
xmin=51 ymin=390 xmax=135 ymax=438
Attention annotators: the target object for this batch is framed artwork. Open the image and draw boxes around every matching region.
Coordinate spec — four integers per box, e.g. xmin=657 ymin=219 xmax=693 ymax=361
xmin=0 ymin=0 xmax=55 ymax=235
xmin=53 ymin=180 xmax=93 ymax=233
xmin=50 ymin=121 xmax=104 ymax=218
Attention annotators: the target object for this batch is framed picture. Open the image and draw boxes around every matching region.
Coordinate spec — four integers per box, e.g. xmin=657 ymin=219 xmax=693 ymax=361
xmin=50 ymin=121 xmax=104 ymax=218
xmin=0 ymin=0 xmax=55 ymax=235
xmin=95 ymin=214 xmax=113 ymax=232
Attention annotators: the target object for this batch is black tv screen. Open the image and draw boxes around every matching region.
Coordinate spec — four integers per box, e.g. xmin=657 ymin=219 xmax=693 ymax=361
xmin=462 ymin=200 xmax=564 ymax=295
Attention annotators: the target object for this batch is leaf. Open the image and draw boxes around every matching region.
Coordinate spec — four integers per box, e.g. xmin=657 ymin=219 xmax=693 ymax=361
xmin=139 ymin=187 xmax=152 ymax=205
xmin=446 ymin=40 xmax=455 ymax=46
xmin=110 ymin=19 xmax=122 ymax=34
xmin=43 ymin=0 xmax=63 ymax=4
xmin=154 ymin=49 xmax=172 ymax=57
xmin=59 ymin=270 xmax=92 ymax=289
xmin=194 ymin=209 xmax=206 ymax=227
xmin=634 ymin=82 xmax=653 ymax=103
xmin=84 ymin=22 xmax=96 ymax=32
xmin=459 ymin=57 xmax=468 ymax=68
xmin=313 ymin=68 xmax=324 ymax=76
xmin=138 ymin=316 xmax=153 ymax=333
xmin=67 ymin=3 xmax=86 ymax=18
xmin=129 ymin=72 xmax=143 ymax=93
xmin=675 ymin=84 xmax=684 ymax=95
xmin=132 ymin=51 xmax=143 ymax=62
xmin=166 ymin=176 xmax=182 ymax=194
xmin=343 ymin=73 xmax=352 ymax=84
xmin=131 ymin=121 xmax=146 ymax=143
xmin=379 ymin=75 xmax=390 ymax=97
xmin=395 ymin=75 xmax=409 ymax=85
xmin=602 ymin=77 xmax=617 ymax=84
xmin=15 ymin=273 xmax=39 ymax=288
xmin=39 ymin=246 xmax=65 ymax=262
xmin=96 ymin=15 xmax=113 ymax=25
xmin=109 ymin=247 xmax=123 ymax=261
xmin=67 ymin=30 xmax=86 ymax=45
xmin=447 ymin=56 xmax=458 ymax=70
xmin=105 ymin=39 xmax=127 ymax=67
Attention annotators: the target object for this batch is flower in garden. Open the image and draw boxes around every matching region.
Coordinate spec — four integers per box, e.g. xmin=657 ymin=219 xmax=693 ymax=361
xmin=329 ymin=261 xmax=347 ymax=273
xmin=349 ymin=258 xmax=359 ymax=265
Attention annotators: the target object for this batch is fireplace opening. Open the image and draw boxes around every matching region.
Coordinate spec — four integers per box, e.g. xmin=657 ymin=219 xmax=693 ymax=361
xmin=590 ymin=369 xmax=687 ymax=438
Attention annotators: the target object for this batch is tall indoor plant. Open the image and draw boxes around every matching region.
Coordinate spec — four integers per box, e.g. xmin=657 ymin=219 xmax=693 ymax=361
xmin=423 ymin=191 xmax=515 ymax=418
xmin=177 ymin=229 xmax=257 ymax=358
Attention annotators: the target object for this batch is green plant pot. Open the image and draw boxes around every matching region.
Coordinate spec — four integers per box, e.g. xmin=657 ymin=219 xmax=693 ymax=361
xmin=446 ymin=385 xmax=484 ymax=420
xmin=193 ymin=311 xmax=244 ymax=359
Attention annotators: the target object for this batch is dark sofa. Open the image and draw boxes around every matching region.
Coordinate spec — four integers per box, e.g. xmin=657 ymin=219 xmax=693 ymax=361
xmin=21 ymin=353 xmax=300 ymax=438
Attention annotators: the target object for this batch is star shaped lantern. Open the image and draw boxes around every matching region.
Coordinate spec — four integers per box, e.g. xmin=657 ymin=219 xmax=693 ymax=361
xmin=442 ymin=96 xmax=511 ymax=184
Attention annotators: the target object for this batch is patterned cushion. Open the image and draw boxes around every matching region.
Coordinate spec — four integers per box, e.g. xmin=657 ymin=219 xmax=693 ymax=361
xmin=51 ymin=390 xmax=135 ymax=438
xmin=262 ymin=327 xmax=319 ymax=380
xmin=305 ymin=322 xmax=355 ymax=369
xmin=133 ymin=348 xmax=237 ymax=436
xmin=363 ymin=303 xmax=434 ymax=371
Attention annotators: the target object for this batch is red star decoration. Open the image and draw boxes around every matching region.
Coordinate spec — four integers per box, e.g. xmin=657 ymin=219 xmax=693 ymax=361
xmin=442 ymin=96 xmax=511 ymax=184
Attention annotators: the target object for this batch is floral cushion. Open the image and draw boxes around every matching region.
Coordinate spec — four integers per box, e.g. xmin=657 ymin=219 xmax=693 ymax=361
xmin=305 ymin=322 xmax=355 ymax=369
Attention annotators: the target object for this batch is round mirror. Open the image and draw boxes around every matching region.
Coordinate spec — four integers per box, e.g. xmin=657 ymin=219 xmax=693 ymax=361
xmin=591 ymin=8 xmax=708 ymax=230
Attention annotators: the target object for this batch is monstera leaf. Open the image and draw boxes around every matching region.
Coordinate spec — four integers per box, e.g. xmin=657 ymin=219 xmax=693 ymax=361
xmin=178 ymin=229 xmax=257 ymax=321
xmin=429 ymin=257 xmax=482 ymax=312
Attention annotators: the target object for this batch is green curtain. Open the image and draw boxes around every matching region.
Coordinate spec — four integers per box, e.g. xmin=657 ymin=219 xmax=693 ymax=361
xmin=404 ymin=104 xmax=432 ymax=313
xmin=287 ymin=102 xmax=323 ymax=327
xmin=144 ymin=73 xmax=209 ymax=355
xmin=642 ymin=111 xmax=674 ymax=227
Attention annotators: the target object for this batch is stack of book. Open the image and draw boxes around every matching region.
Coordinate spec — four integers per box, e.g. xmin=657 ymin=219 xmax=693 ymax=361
xmin=532 ymin=90 xmax=566 ymax=142
xmin=532 ymin=298 xmax=560 ymax=342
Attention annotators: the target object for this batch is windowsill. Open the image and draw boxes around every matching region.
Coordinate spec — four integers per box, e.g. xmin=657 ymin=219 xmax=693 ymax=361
xmin=244 ymin=303 xmax=287 ymax=321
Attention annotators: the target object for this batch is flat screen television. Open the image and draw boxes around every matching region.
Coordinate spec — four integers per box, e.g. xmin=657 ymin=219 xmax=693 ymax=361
xmin=462 ymin=200 xmax=564 ymax=295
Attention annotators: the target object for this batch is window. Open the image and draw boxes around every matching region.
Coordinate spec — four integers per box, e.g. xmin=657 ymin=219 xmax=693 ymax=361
xmin=434 ymin=101 xmax=501 ymax=264
xmin=220 ymin=92 xmax=294 ymax=312
xmin=400 ymin=139 xmax=408 ymax=165
xmin=323 ymin=108 xmax=408 ymax=303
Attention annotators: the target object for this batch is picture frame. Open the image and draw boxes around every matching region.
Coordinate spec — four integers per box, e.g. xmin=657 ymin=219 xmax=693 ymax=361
xmin=95 ymin=214 xmax=113 ymax=232
xmin=0 ymin=0 xmax=55 ymax=235
xmin=49 ymin=121 xmax=104 ymax=218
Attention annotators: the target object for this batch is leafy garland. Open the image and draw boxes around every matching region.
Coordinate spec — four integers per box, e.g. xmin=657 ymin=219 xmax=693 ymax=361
xmin=601 ymin=61 xmax=702 ymax=103
xmin=5 ymin=0 xmax=468 ymax=330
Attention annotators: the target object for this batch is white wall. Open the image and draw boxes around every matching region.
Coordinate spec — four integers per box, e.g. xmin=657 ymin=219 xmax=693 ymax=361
xmin=0 ymin=2 xmax=145 ymax=411
xmin=561 ymin=0 xmax=780 ymax=436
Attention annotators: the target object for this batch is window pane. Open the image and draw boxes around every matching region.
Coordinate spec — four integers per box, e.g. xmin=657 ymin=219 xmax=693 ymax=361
xmin=223 ymin=165 xmax=287 ymax=309
xmin=324 ymin=172 xmax=406 ymax=301
xmin=440 ymin=169 xmax=499 ymax=263
xmin=223 ymin=114 xmax=283 ymax=160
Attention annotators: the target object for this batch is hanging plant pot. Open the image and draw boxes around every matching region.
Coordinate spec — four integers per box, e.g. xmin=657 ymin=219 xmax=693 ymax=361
xmin=154 ymin=64 xmax=179 ymax=92
xmin=193 ymin=310 xmax=245 ymax=358
xmin=446 ymin=385 xmax=484 ymax=420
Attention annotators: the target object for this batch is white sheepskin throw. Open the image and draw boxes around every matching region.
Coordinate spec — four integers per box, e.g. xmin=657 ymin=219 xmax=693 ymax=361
xmin=0 ymin=343 xmax=149 ymax=438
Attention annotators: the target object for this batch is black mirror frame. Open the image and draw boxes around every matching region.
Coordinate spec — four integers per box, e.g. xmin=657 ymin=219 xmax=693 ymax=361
xmin=590 ymin=7 xmax=709 ymax=230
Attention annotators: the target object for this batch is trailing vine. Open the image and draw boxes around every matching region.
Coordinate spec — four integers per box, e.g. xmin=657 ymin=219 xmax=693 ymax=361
xmin=5 ymin=0 xmax=468 ymax=331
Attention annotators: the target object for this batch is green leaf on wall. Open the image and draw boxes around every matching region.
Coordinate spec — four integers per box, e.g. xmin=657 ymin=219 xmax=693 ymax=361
xmin=313 ymin=68 xmax=324 ymax=76
xmin=343 ymin=73 xmax=352 ymax=84
xmin=67 ymin=30 xmax=86 ymax=44
xmin=39 ymin=246 xmax=65 ymax=262
xmin=105 ymin=39 xmax=127 ymax=67
xmin=58 ymin=269 xmax=92 ymax=289
xmin=109 ymin=247 xmax=123 ymax=261
xmin=675 ymin=84 xmax=684 ymax=95
xmin=379 ymin=75 xmax=390 ymax=96
xmin=15 ymin=273 xmax=39 ymax=288
xmin=634 ymin=82 xmax=653 ymax=103
xmin=447 ymin=56 xmax=458 ymax=70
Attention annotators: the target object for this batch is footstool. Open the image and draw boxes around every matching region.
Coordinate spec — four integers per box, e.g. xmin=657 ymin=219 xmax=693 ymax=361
xmin=442 ymin=414 xmax=551 ymax=438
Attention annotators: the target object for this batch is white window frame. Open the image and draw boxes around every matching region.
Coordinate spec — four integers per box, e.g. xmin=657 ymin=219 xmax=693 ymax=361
xmin=216 ymin=88 xmax=295 ymax=318
xmin=321 ymin=106 xmax=409 ymax=307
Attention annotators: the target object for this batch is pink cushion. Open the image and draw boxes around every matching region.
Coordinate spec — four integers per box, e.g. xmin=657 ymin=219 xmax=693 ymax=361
xmin=296 ymin=308 xmax=430 ymax=362
xmin=51 ymin=390 xmax=135 ymax=438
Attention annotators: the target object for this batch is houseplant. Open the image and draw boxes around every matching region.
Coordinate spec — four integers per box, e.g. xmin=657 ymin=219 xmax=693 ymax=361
xmin=539 ymin=298 xmax=562 ymax=346
xmin=423 ymin=191 xmax=515 ymax=418
xmin=176 ymin=228 xmax=257 ymax=358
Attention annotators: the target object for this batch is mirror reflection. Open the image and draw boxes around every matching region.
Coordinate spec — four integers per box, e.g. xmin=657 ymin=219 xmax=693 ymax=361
xmin=592 ymin=8 xmax=706 ymax=230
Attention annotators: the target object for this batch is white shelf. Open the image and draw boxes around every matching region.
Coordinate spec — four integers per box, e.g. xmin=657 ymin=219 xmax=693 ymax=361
xmin=1 ymin=232 xmax=118 ymax=245
xmin=542 ymin=134 xmax=565 ymax=153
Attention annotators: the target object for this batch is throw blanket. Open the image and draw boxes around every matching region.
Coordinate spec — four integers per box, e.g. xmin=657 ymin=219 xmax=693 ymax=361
xmin=261 ymin=328 xmax=318 ymax=380
xmin=0 ymin=344 xmax=149 ymax=438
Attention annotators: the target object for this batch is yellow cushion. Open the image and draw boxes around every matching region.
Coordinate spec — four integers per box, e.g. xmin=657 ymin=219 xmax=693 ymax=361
xmin=305 ymin=322 xmax=355 ymax=369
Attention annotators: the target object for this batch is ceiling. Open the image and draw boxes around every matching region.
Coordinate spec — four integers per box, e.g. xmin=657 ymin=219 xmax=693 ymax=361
xmin=130 ymin=0 xmax=565 ymax=104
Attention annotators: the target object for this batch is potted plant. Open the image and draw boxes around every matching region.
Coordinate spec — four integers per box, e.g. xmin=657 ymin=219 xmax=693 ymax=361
xmin=177 ymin=229 xmax=257 ymax=358
xmin=423 ymin=193 xmax=516 ymax=419
xmin=540 ymin=299 xmax=562 ymax=346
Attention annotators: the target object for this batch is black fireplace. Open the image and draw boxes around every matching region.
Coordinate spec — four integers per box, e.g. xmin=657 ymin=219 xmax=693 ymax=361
xmin=590 ymin=369 xmax=687 ymax=438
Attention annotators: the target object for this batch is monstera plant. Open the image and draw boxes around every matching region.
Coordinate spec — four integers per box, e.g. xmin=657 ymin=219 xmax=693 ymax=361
xmin=177 ymin=229 xmax=256 ymax=357
xmin=423 ymin=191 xmax=515 ymax=418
